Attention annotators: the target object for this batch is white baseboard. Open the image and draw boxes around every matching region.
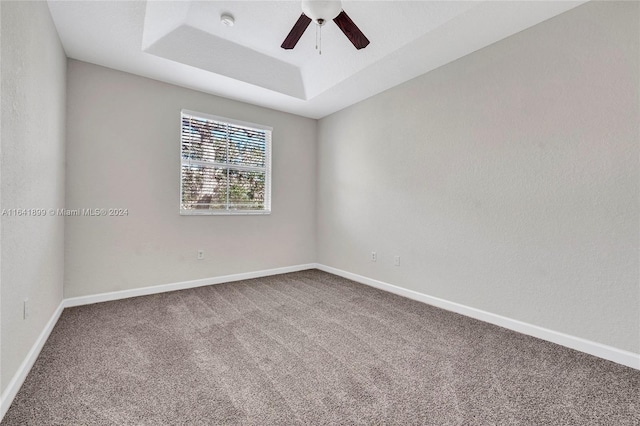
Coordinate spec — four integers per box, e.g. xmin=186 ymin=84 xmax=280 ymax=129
xmin=315 ymin=264 xmax=640 ymax=370
xmin=64 ymin=263 xmax=317 ymax=308
xmin=1 ymin=301 xmax=65 ymax=421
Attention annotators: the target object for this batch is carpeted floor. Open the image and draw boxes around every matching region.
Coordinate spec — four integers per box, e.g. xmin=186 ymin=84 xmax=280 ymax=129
xmin=3 ymin=270 xmax=639 ymax=425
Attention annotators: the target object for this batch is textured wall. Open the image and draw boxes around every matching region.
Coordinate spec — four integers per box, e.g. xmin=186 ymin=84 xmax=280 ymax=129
xmin=64 ymin=61 xmax=317 ymax=298
xmin=317 ymin=1 xmax=639 ymax=353
xmin=0 ymin=1 xmax=67 ymax=393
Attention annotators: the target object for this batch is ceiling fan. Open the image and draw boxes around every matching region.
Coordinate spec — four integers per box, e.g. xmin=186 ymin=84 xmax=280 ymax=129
xmin=281 ymin=0 xmax=370 ymax=51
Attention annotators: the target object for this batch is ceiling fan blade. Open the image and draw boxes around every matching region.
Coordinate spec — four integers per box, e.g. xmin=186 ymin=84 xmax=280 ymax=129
xmin=281 ymin=13 xmax=312 ymax=49
xmin=333 ymin=10 xmax=370 ymax=50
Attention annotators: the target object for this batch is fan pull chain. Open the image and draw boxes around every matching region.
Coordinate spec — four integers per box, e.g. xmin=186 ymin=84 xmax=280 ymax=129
xmin=315 ymin=24 xmax=322 ymax=55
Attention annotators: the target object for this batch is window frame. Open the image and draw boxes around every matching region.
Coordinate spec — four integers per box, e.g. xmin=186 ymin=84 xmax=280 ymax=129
xmin=180 ymin=109 xmax=272 ymax=216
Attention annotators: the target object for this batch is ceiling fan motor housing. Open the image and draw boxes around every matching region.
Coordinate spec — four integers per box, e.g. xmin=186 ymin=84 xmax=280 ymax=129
xmin=302 ymin=0 xmax=343 ymax=25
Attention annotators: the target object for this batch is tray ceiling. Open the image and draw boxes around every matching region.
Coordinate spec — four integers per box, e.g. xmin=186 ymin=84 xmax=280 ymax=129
xmin=48 ymin=1 xmax=585 ymax=119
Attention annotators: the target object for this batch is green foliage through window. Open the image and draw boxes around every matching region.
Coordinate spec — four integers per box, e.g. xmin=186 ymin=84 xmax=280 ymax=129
xmin=180 ymin=111 xmax=271 ymax=213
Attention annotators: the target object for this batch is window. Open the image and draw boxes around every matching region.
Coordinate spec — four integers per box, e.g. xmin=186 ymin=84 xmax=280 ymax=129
xmin=180 ymin=110 xmax=272 ymax=215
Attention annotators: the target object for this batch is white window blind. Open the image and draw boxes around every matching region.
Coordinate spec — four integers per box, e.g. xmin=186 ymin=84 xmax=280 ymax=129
xmin=180 ymin=110 xmax=272 ymax=215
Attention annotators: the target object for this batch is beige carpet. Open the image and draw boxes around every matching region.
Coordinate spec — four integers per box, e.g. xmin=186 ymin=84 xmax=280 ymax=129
xmin=3 ymin=270 xmax=639 ymax=425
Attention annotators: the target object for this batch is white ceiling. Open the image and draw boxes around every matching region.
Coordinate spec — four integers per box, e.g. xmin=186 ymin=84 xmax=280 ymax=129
xmin=47 ymin=0 xmax=585 ymax=119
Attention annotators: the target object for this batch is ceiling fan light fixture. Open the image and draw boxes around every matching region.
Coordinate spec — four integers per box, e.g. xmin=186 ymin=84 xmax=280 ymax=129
xmin=301 ymin=0 xmax=342 ymax=25
xmin=220 ymin=13 xmax=235 ymax=27
xmin=281 ymin=0 xmax=369 ymax=51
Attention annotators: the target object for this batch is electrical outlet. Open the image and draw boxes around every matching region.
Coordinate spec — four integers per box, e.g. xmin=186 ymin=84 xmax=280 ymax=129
xmin=23 ymin=299 xmax=29 ymax=320
xmin=371 ymin=252 xmax=377 ymax=262
xmin=197 ymin=250 xmax=205 ymax=260
xmin=394 ymin=255 xmax=401 ymax=266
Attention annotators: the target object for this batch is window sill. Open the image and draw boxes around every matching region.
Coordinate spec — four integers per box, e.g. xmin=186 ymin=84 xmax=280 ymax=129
xmin=180 ymin=210 xmax=271 ymax=216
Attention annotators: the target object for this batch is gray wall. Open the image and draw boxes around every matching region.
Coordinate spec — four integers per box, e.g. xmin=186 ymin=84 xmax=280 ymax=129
xmin=317 ymin=1 xmax=639 ymax=353
xmin=64 ymin=61 xmax=317 ymax=298
xmin=1 ymin=1 xmax=67 ymax=393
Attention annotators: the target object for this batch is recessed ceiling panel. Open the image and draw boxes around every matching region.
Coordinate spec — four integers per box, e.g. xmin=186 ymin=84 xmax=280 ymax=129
xmin=144 ymin=25 xmax=306 ymax=99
